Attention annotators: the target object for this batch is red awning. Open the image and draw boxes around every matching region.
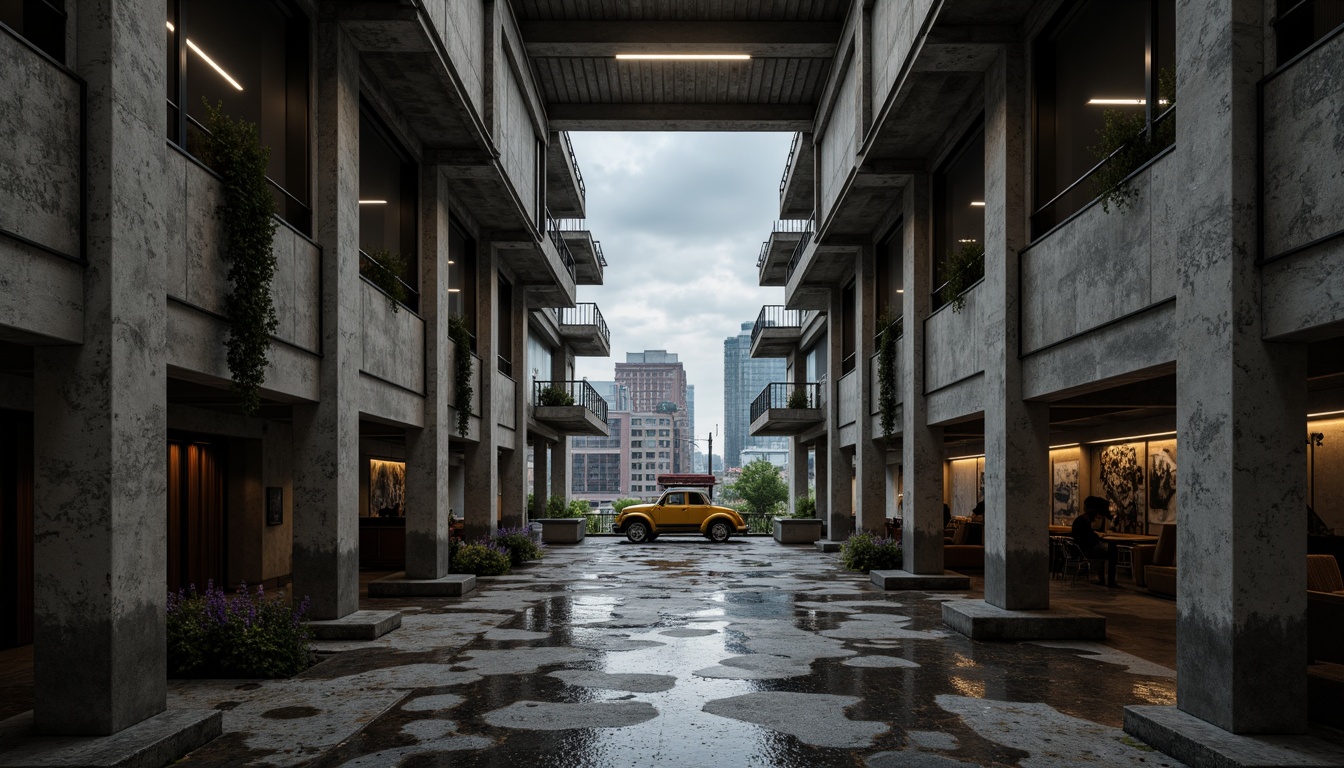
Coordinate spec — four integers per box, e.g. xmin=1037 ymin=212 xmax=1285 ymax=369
xmin=656 ymin=473 xmax=717 ymax=488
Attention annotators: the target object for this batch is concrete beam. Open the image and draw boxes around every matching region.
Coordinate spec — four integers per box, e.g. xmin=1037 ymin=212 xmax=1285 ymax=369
xmin=519 ymin=21 xmax=842 ymax=58
xmin=547 ymin=103 xmax=815 ymax=132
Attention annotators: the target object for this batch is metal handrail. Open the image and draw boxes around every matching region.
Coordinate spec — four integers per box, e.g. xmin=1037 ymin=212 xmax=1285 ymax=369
xmin=750 ymin=382 xmax=822 ymax=422
xmin=756 ymin=241 xmax=770 ymax=268
xmin=751 ymin=305 xmax=803 ymax=348
xmin=593 ymin=240 xmax=607 ymax=267
xmin=875 ymin=314 xmax=904 ymax=341
xmin=562 ymin=131 xmax=585 ymax=201
xmin=358 ymin=249 xmax=420 ymax=312
xmin=534 ymin=379 xmax=608 ymax=423
xmin=779 ymin=131 xmax=802 ymax=196
xmin=772 ymin=219 xmax=813 ymax=233
xmin=182 ymin=112 xmax=312 ymax=234
xmin=552 ymin=218 xmax=589 ymax=232
xmin=784 ymin=216 xmax=816 ymax=283
xmin=547 ymin=216 xmax=577 ymax=281
xmin=560 ymin=303 xmax=611 ymax=347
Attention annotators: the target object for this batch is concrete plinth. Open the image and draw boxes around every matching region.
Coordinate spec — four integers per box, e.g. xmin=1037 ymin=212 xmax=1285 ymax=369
xmin=367 ymin=573 xmax=476 ymax=598
xmin=815 ymin=540 xmax=842 ymax=553
xmin=871 ymin=569 xmax=970 ymax=591
xmin=1124 ymin=706 xmax=1344 ymax=768
xmin=942 ymin=599 xmax=1104 ymax=641
xmin=773 ymin=518 xmax=822 ymax=544
xmin=536 ymin=518 xmax=585 ymax=543
xmin=0 ymin=710 xmax=221 ymax=768
xmin=308 ymin=610 xmax=402 ymax=641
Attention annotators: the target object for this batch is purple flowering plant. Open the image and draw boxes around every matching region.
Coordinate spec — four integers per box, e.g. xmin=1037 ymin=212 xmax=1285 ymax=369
xmin=840 ymin=531 xmax=903 ymax=572
xmin=490 ymin=526 xmax=544 ymax=565
xmin=450 ymin=538 xmax=513 ymax=576
xmin=166 ymin=581 xmax=313 ymax=678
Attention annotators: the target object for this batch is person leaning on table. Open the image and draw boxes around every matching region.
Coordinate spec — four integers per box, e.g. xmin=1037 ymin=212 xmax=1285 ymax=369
xmin=1071 ymin=495 xmax=1116 ymax=585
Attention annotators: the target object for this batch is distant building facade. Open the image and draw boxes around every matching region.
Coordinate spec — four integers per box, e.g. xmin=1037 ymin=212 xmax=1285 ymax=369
xmin=723 ymin=322 xmax=787 ymax=470
xmin=615 ymin=351 xmax=691 ymax=473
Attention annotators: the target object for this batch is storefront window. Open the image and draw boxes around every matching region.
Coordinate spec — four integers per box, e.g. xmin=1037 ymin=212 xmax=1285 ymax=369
xmin=359 ymin=108 xmax=419 ymax=311
xmin=1275 ymin=0 xmax=1344 ymax=64
xmin=933 ymin=123 xmax=985 ymax=306
xmin=841 ymin=280 xmax=857 ymax=374
xmin=497 ymin=273 xmax=514 ymax=376
xmin=1032 ymin=0 xmax=1175 ymax=237
xmin=166 ymin=0 xmax=310 ymax=233
xmin=0 ymin=0 xmax=65 ymax=62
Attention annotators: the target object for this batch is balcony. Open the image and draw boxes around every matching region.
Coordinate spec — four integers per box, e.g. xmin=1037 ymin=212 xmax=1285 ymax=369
xmin=783 ymin=218 xmax=854 ymax=310
xmin=553 ymin=218 xmax=606 ymax=285
xmin=757 ymin=219 xmax=813 ymax=286
xmin=533 ymin=379 xmax=610 ymax=436
xmin=779 ymin=131 xmax=815 ymax=219
xmin=749 ymin=306 xmax=803 ymax=358
xmin=559 ymin=303 xmax=611 ymax=357
xmin=749 ymin=382 xmax=825 ymax=437
xmin=496 ymin=217 xmax=578 ymax=308
xmin=547 ymin=131 xmax=587 ymax=218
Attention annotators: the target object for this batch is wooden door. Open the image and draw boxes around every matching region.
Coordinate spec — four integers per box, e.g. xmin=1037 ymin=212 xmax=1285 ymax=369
xmin=167 ymin=436 xmax=227 ymax=593
xmin=0 ymin=410 xmax=33 ymax=648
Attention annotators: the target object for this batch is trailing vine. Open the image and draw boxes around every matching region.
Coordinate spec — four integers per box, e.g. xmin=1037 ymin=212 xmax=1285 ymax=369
xmin=360 ymin=249 xmax=410 ymax=312
xmin=448 ymin=314 xmax=474 ymax=437
xmin=200 ymin=101 xmax=278 ymax=416
xmin=1090 ymin=68 xmax=1177 ymax=213
xmin=938 ymin=242 xmax=985 ymax=313
xmin=877 ymin=310 xmax=898 ymax=443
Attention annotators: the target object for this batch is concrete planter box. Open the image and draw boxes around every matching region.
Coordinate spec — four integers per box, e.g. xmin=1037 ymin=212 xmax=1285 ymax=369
xmin=536 ymin=518 xmax=586 ymax=543
xmin=773 ymin=517 xmax=823 ymax=544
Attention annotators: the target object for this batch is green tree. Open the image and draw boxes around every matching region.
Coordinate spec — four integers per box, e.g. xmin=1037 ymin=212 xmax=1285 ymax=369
xmin=612 ymin=498 xmax=643 ymax=514
xmin=728 ymin=460 xmax=789 ymax=517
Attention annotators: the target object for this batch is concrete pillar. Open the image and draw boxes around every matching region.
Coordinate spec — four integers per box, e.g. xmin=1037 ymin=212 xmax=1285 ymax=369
xmin=292 ymin=20 xmax=361 ymax=620
xmin=464 ymin=243 xmax=500 ymax=542
xmin=498 ymin=284 xmax=528 ymax=531
xmin=981 ymin=44 xmax=1050 ymax=611
xmin=31 ymin=0 xmax=167 ymax=735
xmin=900 ymin=176 xmax=947 ymax=575
xmin=855 ymin=245 xmax=886 ymax=534
xmin=1172 ymin=0 xmax=1307 ymax=733
xmin=531 ymin=440 xmax=548 ymax=519
xmin=404 ymin=167 xmax=453 ymax=580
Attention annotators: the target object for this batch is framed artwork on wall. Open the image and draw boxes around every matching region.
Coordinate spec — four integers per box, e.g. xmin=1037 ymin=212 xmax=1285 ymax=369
xmin=1051 ymin=459 xmax=1079 ymax=526
xmin=266 ymin=487 xmax=283 ymax=526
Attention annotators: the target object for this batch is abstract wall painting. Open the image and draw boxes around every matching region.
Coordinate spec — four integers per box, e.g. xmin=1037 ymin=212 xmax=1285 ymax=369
xmin=1100 ymin=443 xmax=1146 ymax=533
xmin=1052 ymin=460 xmax=1079 ymax=525
xmin=1148 ymin=442 xmax=1177 ymax=526
xmin=370 ymin=459 xmax=406 ymax=516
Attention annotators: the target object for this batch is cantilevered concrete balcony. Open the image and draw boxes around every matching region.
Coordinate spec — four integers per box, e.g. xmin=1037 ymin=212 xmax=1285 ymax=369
xmin=779 ymin=131 xmax=815 ymax=219
xmin=749 ymin=382 xmax=824 ymax=437
xmin=757 ymin=219 xmax=812 ymax=286
xmin=559 ymin=303 xmax=611 ymax=357
xmin=749 ymin=306 xmax=803 ymax=358
xmin=495 ymin=219 xmax=578 ymax=308
xmin=533 ymin=380 xmax=610 ymax=437
xmin=554 ymin=219 xmax=605 ymax=285
xmin=784 ymin=228 xmax=856 ymax=311
xmin=547 ymin=131 xmax=586 ymax=218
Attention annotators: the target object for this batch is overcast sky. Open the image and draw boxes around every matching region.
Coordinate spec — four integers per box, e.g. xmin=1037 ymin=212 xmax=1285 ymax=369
xmin=567 ymin=131 xmax=794 ymax=451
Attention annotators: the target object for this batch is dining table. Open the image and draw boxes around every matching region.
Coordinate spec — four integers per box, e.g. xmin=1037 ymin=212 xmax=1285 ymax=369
xmin=1098 ymin=532 xmax=1160 ymax=586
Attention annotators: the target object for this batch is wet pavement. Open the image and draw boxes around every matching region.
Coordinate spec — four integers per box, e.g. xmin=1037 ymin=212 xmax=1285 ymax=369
xmin=169 ymin=538 xmax=1187 ymax=767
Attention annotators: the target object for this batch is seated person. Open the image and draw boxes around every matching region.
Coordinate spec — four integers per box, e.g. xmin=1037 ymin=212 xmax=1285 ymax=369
xmin=970 ymin=500 xmax=985 ymax=523
xmin=943 ymin=503 xmax=951 ymax=528
xmin=1071 ymin=496 xmax=1116 ymax=584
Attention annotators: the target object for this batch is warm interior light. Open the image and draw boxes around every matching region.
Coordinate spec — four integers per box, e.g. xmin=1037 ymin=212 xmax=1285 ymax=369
xmin=185 ymin=38 xmax=244 ymax=91
xmin=448 ymin=288 xmax=461 ymax=293
xmin=957 ymin=238 xmax=977 ymax=243
xmin=947 ymin=454 xmax=985 ymax=461
xmin=1088 ymin=431 xmax=1177 ymax=445
xmin=447 ymin=260 xmax=455 ymax=264
xmin=1308 ymin=409 xmax=1344 ymax=419
xmin=970 ymin=201 xmax=986 ymax=207
xmin=358 ymin=200 xmax=387 ymax=205
xmin=1088 ymin=98 xmax=1171 ymax=105
xmin=1049 ymin=443 xmax=1080 ymax=450
xmin=895 ymin=289 xmax=904 ymax=294
xmin=615 ymin=54 xmax=751 ymax=60
xmin=166 ymin=20 xmax=174 ymax=31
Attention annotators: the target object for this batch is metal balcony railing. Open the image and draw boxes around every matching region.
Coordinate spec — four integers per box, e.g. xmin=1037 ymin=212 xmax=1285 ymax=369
xmin=756 ymin=240 xmax=770 ymax=268
xmin=562 ymin=131 xmax=586 ymax=201
xmin=772 ymin=219 xmax=813 ymax=233
xmin=751 ymin=305 xmax=803 ymax=348
xmin=875 ymin=314 xmax=904 ymax=341
xmin=546 ymin=216 xmax=577 ymax=281
xmin=358 ymin=249 xmax=421 ymax=313
xmin=783 ymin=216 xmax=815 ymax=284
xmin=560 ymin=303 xmax=611 ymax=347
xmin=780 ymin=131 xmax=802 ymax=196
xmin=534 ymin=379 xmax=608 ymax=423
xmin=593 ymin=240 xmax=607 ymax=267
xmin=750 ymin=382 xmax=823 ymax=423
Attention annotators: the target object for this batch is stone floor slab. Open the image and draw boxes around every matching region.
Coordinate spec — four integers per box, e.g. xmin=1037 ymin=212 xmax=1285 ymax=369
xmin=941 ymin=599 xmax=1105 ymax=640
xmin=870 ymin=570 xmax=971 ymax=591
xmin=0 ymin=709 xmax=220 ymax=768
xmin=367 ymin=573 xmax=476 ymax=598
xmin=308 ymin=610 xmax=402 ymax=641
xmin=1125 ymin=706 xmax=1344 ymax=768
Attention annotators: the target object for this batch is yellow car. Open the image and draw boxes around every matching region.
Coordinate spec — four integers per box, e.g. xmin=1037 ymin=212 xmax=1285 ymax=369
xmin=613 ymin=488 xmax=748 ymax=543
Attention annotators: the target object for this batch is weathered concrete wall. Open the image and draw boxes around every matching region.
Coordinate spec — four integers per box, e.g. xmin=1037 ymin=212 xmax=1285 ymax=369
xmin=819 ymin=54 xmax=858 ymax=226
xmin=0 ymin=241 xmax=84 ymax=344
xmin=870 ymin=0 xmax=935 ymax=112
xmin=1020 ymin=151 xmax=1178 ymax=354
xmin=359 ymin=281 xmax=426 ymax=396
xmin=166 ymin=303 xmax=320 ymax=402
xmin=924 ymin=283 xmax=984 ymax=392
xmin=424 ymin=0 xmax=487 ymax=117
xmin=1262 ymin=243 xmax=1344 ymax=339
xmin=1021 ymin=304 xmax=1175 ymax=401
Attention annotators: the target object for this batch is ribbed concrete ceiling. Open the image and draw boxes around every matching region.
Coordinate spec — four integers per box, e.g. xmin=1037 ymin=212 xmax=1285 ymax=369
xmin=513 ymin=0 xmax=847 ymax=130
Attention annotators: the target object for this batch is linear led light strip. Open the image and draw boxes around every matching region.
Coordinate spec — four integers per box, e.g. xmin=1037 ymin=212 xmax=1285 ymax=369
xmin=615 ymin=54 xmax=751 ymax=60
xmin=167 ymin=21 xmax=243 ymax=91
xmin=1088 ymin=98 xmax=1171 ymax=105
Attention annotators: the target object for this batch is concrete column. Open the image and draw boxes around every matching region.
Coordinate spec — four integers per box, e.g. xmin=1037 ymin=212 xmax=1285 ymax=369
xmin=814 ymin=441 xmax=829 ymax=531
xmin=1172 ymin=0 xmax=1307 ymax=733
xmin=855 ymin=245 xmax=886 ymax=534
xmin=404 ymin=167 xmax=452 ymax=580
xmin=900 ymin=177 xmax=947 ymax=575
xmin=31 ymin=0 xmax=167 ymax=735
xmin=292 ymin=20 xmax=361 ymax=619
xmin=981 ymin=44 xmax=1050 ymax=611
xmin=825 ymin=287 xmax=850 ymax=540
xmin=464 ymin=244 xmax=500 ymax=542
xmin=498 ymin=287 xmax=528 ymax=530
xmin=531 ymin=440 xmax=549 ymax=520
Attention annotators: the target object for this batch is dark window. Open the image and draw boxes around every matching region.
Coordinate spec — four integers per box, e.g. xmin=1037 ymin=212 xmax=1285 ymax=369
xmin=933 ymin=123 xmax=985 ymax=306
xmin=359 ymin=107 xmax=419 ymax=311
xmin=1031 ymin=0 xmax=1175 ymax=236
xmin=166 ymin=0 xmax=310 ymax=233
xmin=448 ymin=218 xmax=476 ymax=345
xmin=0 ymin=0 xmax=65 ymax=62
xmin=497 ymin=273 xmax=513 ymax=376
xmin=688 ymin=493 xmax=706 ymax=505
xmin=1276 ymin=0 xmax=1344 ymax=64
xmin=841 ymin=280 xmax=857 ymax=375
xmin=875 ymin=225 xmax=903 ymax=331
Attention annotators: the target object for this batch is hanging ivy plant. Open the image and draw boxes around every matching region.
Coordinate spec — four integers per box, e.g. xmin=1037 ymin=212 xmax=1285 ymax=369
xmin=1090 ymin=68 xmax=1177 ymax=213
xmin=938 ymin=243 xmax=985 ymax=313
xmin=360 ymin=249 xmax=409 ymax=312
xmin=877 ymin=310 xmax=899 ymax=444
xmin=448 ymin=314 xmax=474 ymax=437
xmin=200 ymin=101 xmax=278 ymax=416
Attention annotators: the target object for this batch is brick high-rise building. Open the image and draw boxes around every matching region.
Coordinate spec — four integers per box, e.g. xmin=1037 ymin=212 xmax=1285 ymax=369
xmin=615 ymin=351 xmax=691 ymax=473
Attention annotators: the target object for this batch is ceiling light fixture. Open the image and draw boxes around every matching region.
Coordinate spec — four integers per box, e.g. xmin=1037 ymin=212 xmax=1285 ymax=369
xmin=1088 ymin=98 xmax=1171 ymax=105
xmin=1308 ymin=409 xmax=1344 ymax=419
xmin=970 ymin=201 xmax=986 ymax=207
xmin=1049 ymin=443 xmax=1080 ymax=450
xmin=1088 ymin=431 xmax=1177 ymax=445
xmin=358 ymin=200 xmax=387 ymax=205
xmin=615 ymin=54 xmax=751 ymax=61
xmin=167 ymin=23 xmax=243 ymax=91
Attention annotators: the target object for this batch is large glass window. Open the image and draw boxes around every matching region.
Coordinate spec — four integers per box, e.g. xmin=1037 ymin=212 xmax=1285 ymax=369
xmin=875 ymin=226 xmax=904 ymax=330
xmin=1032 ymin=0 xmax=1175 ymax=236
xmin=166 ymin=0 xmax=310 ymax=232
xmin=527 ymin=331 xmax=553 ymax=383
xmin=841 ymin=280 xmax=857 ymax=374
xmin=805 ymin=342 xmax=827 ymax=384
xmin=497 ymin=273 xmax=514 ymax=375
xmin=1275 ymin=0 xmax=1344 ymax=64
xmin=1 ymin=0 xmax=65 ymax=61
xmin=359 ymin=107 xmax=419 ymax=311
xmin=448 ymin=218 xmax=476 ymax=345
xmin=933 ymin=124 xmax=984 ymax=306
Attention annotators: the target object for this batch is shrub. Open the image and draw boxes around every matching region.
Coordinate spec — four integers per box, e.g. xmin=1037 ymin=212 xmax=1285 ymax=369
xmin=545 ymin=494 xmax=569 ymax=518
xmin=166 ymin=581 xmax=312 ymax=679
xmin=567 ymin=499 xmax=591 ymax=517
xmin=451 ymin=541 xmax=512 ymax=576
xmin=841 ymin=532 xmax=903 ymax=572
xmin=538 ymin=386 xmax=575 ymax=407
xmin=794 ymin=494 xmax=816 ymax=519
xmin=786 ymin=387 xmax=810 ymax=409
xmin=492 ymin=527 xmax=543 ymax=565
xmin=611 ymin=498 xmax=642 ymax=514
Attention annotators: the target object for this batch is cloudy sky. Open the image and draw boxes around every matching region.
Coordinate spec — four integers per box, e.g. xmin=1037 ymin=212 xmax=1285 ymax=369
xmin=567 ymin=131 xmax=794 ymax=449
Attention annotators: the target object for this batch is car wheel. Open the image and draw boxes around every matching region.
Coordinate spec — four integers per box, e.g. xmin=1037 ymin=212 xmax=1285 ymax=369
xmin=708 ymin=521 xmax=731 ymax=542
xmin=626 ymin=521 xmax=651 ymax=543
